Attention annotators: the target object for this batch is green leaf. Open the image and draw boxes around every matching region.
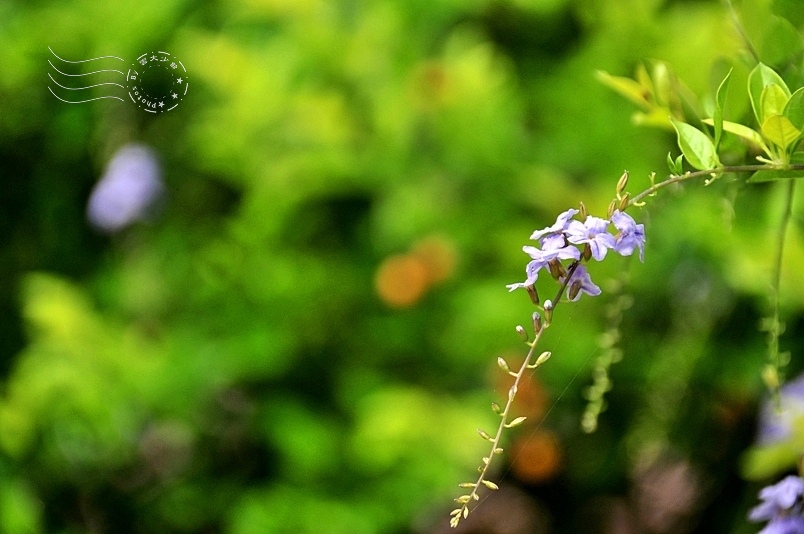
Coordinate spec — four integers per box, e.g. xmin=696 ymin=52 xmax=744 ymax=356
xmin=760 ymin=84 xmax=790 ymax=123
xmin=670 ymin=119 xmax=720 ymax=170
xmin=702 ymin=118 xmax=771 ymax=155
xmin=748 ymin=63 xmax=790 ymax=124
xmin=713 ymin=68 xmax=731 ymax=151
xmin=632 ymin=108 xmax=673 ymax=130
xmin=784 ymin=87 xmax=804 ymax=130
xmin=760 ymin=114 xmax=800 ymax=150
xmin=635 ymin=62 xmax=654 ymax=100
xmin=596 ymin=70 xmax=650 ymax=110
xmin=666 ymin=152 xmax=683 ymax=175
xmin=651 ymin=61 xmax=671 ymax=108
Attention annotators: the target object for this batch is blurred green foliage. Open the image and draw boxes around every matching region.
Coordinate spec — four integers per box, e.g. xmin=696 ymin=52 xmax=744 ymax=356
xmin=3 ymin=0 xmax=804 ymax=533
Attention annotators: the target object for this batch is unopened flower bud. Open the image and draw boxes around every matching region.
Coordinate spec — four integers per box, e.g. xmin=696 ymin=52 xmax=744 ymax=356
xmin=532 ymin=311 xmax=542 ymax=331
xmin=579 ymin=201 xmax=588 ymax=220
xmin=569 ymin=281 xmax=581 ymax=300
xmin=548 ymin=259 xmax=562 ymax=279
xmin=515 ymin=325 xmax=529 ymax=342
xmin=616 ymin=170 xmax=629 ymax=194
xmin=526 ymin=285 xmax=539 ymax=305
xmin=543 ymin=299 xmax=553 ymax=323
xmin=618 ymin=193 xmax=630 ymax=211
xmin=582 ymin=244 xmax=592 ymax=262
xmin=607 ymin=199 xmax=617 ymax=218
xmin=536 ymin=351 xmax=552 ymax=365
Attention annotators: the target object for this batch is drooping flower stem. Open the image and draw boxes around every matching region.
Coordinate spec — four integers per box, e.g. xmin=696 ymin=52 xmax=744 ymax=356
xmin=450 ymin=262 xmax=580 ymax=528
xmin=764 ymin=179 xmax=797 ymax=407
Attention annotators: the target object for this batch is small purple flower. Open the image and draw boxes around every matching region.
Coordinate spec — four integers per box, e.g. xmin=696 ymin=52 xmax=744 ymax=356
xmin=565 ymin=216 xmax=616 ymax=261
xmin=522 ymin=241 xmax=581 ymax=264
xmin=540 ymin=233 xmax=567 ymax=251
xmin=506 ymin=259 xmax=544 ymax=292
xmin=560 ymin=264 xmax=601 ymax=301
xmin=87 ymin=143 xmax=164 ymax=233
xmin=760 ymin=517 xmax=804 ymax=534
xmin=530 ymin=208 xmax=579 ymax=241
xmin=508 ymin=237 xmax=581 ymax=292
xmin=611 ymin=210 xmax=646 ymax=261
xmin=750 ymin=476 xmax=804 ymax=523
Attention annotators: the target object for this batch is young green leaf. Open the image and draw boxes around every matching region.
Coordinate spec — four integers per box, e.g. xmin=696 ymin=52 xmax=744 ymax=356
xmin=596 ymin=70 xmax=651 ymax=110
xmin=713 ymin=68 xmax=732 ymax=151
xmin=760 ymin=114 xmax=800 ymax=150
xmin=761 ymin=84 xmax=790 ymax=124
xmin=784 ymin=87 xmax=804 ymax=130
xmin=671 ymin=119 xmax=720 ymax=170
xmin=666 ymin=152 xmax=683 ymax=175
xmin=748 ymin=63 xmax=790 ymax=125
xmin=702 ymin=119 xmax=771 ymax=155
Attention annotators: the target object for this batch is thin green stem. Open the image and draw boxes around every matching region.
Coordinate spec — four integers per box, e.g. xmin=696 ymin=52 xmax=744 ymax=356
xmin=766 ymin=179 xmax=796 ymax=406
xmin=627 ymin=165 xmax=804 ymax=208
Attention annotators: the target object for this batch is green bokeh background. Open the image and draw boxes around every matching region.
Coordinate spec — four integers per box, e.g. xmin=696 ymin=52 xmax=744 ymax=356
xmin=3 ymin=0 xmax=804 ymax=532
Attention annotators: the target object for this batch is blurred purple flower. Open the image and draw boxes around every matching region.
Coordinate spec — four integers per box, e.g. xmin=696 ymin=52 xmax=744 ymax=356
xmin=560 ymin=264 xmax=600 ymax=301
xmin=611 ymin=210 xmax=646 ymax=261
xmin=757 ymin=374 xmax=804 ymax=446
xmin=530 ymin=208 xmax=578 ymax=242
xmin=87 ymin=143 xmax=164 ymax=233
xmin=750 ymin=476 xmax=804 ymax=523
xmin=760 ymin=516 xmax=804 ymax=534
xmin=566 ymin=216 xmax=616 ymax=261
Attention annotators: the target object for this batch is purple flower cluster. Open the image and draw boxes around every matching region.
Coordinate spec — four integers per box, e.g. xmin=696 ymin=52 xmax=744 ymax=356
xmin=749 ymin=476 xmax=804 ymax=534
xmin=507 ymin=208 xmax=645 ymax=300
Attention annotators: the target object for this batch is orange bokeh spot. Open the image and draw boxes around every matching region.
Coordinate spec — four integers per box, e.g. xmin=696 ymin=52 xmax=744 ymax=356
xmin=374 ymin=254 xmax=430 ymax=308
xmin=411 ymin=235 xmax=457 ymax=285
xmin=375 ymin=235 xmax=457 ymax=308
xmin=511 ymin=430 xmax=563 ymax=484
